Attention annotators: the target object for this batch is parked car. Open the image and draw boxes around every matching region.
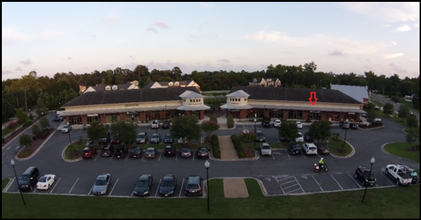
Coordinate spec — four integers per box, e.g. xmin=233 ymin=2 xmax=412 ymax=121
xmin=52 ymin=116 xmax=64 ymax=122
xmin=82 ymin=146 xmax=97 ymax=159
xmin=295 ymin=132 xmax=304 ymax=142
xmin=159 ymin=174 xmax=177 ymax=197
xmin=279 ymin=135 xmax=291 ymax=143
xmin=101 ymin=143 xmax=115 ymax=157
xmin=180 ymin=147 xmax=192 ymax=158
xmin=401 ymin=165 xmax=420 ymax=184
xmin=114 ymin=145 xmax=128 ymax=159
xmin=136 ymin=132 xmax=148 ymax=144
xmin=273 ymin=119 xmax=282 ymax=128
xmin=164 ymin=145 xmax=176 ymax=156
xmin=92 ymin=173 xmax=112 ymax=195
xmin=304 ymin=132 xmax=314 ymax=143
xmin=315 ymin=143 xmax=331 ymax=154
xmin=145 ymin=147 xmax=158 ymax=159
xmin=261 ymin=118 xmax=271 ymax=128
xmin=36 ymin=174 xmax=56 ymax=190
xmin=260 ymin=142 xmax=272 ymax=156
xmin=163 ymin=134 xmax=173 ymax=144
xmin=296 ymin=121 xmax=303 ymax=129
xmin=340 ymin=121 xmax=350 ymax=129
xmin=302 ymin=142 xmax=318 ymax=155
xmin=61 ymin=124 xmax=72 ymax=133
xmin=18 ymin=166 xmax=40 ymax=191
xmin=133 ymin=174 xmax=153 ymax=197
xmin=177 ymin=137 xmax=188 ymax=144
xmin=288 ymin=143 xmax=301 ymax=155
xmin=354 ymin=166 xmax=376 ymax=186
xmin=184 ymin=175 xmax=203 ymax=196
xmin=129 ymin=147 xmax=143 ymax=158
xmin=255 ymin=130 xmax=266 ymax=142
xmin=162 ymin=121 xmax=171 ymax=129
xmin=196 ymin=147 xmax=209 ymax=159
xmin=150 ymin=133 xmax=161 ymax=144
xmin=350 ymin=123 xmax=358 ymax=130
xmin=151 ymin=120 xmax=160 ymax=129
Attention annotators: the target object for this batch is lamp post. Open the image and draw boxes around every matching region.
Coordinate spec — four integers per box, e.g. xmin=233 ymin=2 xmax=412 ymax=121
xmin=155 ymin=126 xmax=159 ymax=148
xmin=205 ymin=160 xmax=210 ymax=212
xmin=362 ymin=157 xmax=375 ymax=203
xmin=342 ymin=127 xmax=348 ymax=147
xmin=10 ymin=159 xmax=26 ymax=206
xmin=254 ymin=113 xmax=257 ymax=133
xmin=67 ymin=122 xmax=72 ymax=144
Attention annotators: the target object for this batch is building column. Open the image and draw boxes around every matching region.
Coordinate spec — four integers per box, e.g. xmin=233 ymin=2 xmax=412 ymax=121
xmin=120 ymin=112 xmax=126 ymax=122
xmin=321 ymin=112 xmax=327 ymax=121
xmin=100 ymin=114 xmax=107 ymax=124
xmin=82 ymin=115 xmax=88 ymax=124
xmin=283 ymin=110 xmax=289 ymax=120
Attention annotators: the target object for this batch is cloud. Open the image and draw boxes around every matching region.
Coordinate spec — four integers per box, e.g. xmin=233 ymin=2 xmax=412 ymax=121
xmin=129 ymin=55 xmax=134 ymax=58
xmin=341 ymin=2 xmax=419 ymax=23
xmin=243 ymin=31 xmax=308 ymax=47
xmin=388 ymin=63 xmax=407 ymax=74
xmin=390 ymin=41 xmax=397 ymax=46
xmin=19 ymin=59 xmax=32 ymax=65
xmin=328 ymin=49 xmax=345 ymax=56
xmin=101 ymin=13 xmax=120 ymax=26
xmin=382 ymin=53 xmax=404 ymax=59
xmin=200 ymin=3 xmax=213 ymax=8
xmin=146 ymin=28 xmax=158 ymax=33
xmin=218 ymin=59 xmax=231 ymax=63
xmin=68 ymin=57 xmax=72 ymax=60
xmin=154 ymin=22 xmax=169 ymax=29
xmin=2 ymin=28 xmax=26 ymax=44
xmin=2 ymin=69 xmax=14 ymax=75
xmin=15 ymin=67 xmax=22 ymax=71
xmin=394 ymin=25 xmax=411 ymax=32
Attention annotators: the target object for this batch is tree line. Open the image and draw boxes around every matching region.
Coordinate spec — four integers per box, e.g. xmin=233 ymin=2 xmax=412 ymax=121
xmin=2 ymin=61 xmax=419 ymax=123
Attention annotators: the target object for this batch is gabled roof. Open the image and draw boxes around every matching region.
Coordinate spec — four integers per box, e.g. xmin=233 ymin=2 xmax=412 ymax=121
xmin=179 ymin=90 xmax=204 ymax=98
xmin=226 ymin=90 xmax=250 ymax=97
xmin=143 ymin=80 xmax=194 ymax=89
xmin=229 ymin=86 xmax=361 ymax=104
xmin=84 ymin=82 xmax=138 ymax=93
xmin=63 ymin=87 xmax=201 ymax=107
xmin=330 ymin=84 xmax=369 ymax=103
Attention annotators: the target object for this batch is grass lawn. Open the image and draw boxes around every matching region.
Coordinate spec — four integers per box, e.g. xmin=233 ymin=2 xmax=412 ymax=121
xmin=384 ymin=142 xmax=420 ymax=163
xmin=2 ymin=178 xmax=419 ymax=218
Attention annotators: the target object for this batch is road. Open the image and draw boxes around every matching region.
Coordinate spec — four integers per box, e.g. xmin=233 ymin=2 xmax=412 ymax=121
xmin=2 ymin=113 xmax=419 ymax=198
xmin=371 ymin=93 xmax=419 ymax=121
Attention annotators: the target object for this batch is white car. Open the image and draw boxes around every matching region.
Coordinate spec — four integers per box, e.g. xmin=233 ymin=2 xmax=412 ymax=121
xmin=295 ymin=132 xmax=304 ymax=142
xmin=260 ymin=143 xmax=272 ymax=156
xmin=302 ymin=143 xmax=318 ymax=155
xmin=61 ymin=125 xmax=72 ymax=133
xmin=296 ymin=121 xmax=302 ymax=129
xmin=151 ymin=120 xmax=160 ymax=129
xmin=37 ymin=174 xmax=56 ymax=190
xmin=273 ymin=119 xmax=282 ymax=128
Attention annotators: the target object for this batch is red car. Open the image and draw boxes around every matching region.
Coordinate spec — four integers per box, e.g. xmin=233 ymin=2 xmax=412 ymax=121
xmin=82 ymin=146 xmax=97 ymax=158
xmin=196 ymin=147 xmax=209 ymax=159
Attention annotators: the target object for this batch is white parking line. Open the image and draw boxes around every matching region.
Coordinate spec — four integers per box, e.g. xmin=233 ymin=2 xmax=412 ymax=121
xmin=155 ymin=179 xmax=162 ymax=197
xmin=348 ymin=173 xmax=362 ymax=188
xmin=312 ymin=175 xmax=324 ymax=191
xmin=50 ymin=177 xmax=61 ymax=194
xmin=69 ymin=178 xmax=79 ymax=194
xmin=330 ymin=174 xmax=343 ymax=190
xmin=109 ymin=178 xmax=119 ymax=195
xmin=158 ymin=151 xmax=162 ymax=161
xmin=178 ymin=178 xmax=185 ymax=197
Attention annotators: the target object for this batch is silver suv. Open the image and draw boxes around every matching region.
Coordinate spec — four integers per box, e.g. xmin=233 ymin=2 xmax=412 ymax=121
xmin=136 ymin=132 xmax=148 ymax=144
xmin=260 ymin=143 xmax=272 ymax=156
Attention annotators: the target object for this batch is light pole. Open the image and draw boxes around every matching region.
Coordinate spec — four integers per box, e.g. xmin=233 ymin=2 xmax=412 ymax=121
xmin=362 ymin=157 xmax=375 ymax=203
xmin=254 ymin=113 xmax=257 ymax=133
xmin=10 ymin=159 xmax=26 ymax=206
xmin=205 ymin=160 xmax=210 ymax=212
xmin=67 ymin=122 xmax=72 ymax=144
xmin=155 ymin=126 xmax=159 ymax=148
xmin=342 ymin=127 xmax=348 ymax=147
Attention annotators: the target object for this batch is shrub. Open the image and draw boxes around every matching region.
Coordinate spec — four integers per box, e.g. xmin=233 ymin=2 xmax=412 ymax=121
xmin=231 ymin=135 xmax=245 ymax=158
xmin=7 ymin=121 xmax=18 ymax=130
xmin=227 ymin=115 xmax=235 ymax=128
xmin=211 ymin=135 xmax=220 ymax=158
xmin=23 ymin=120 xmax=33 ymax=127
xmin=391 ymin=96 xmax=400 ymax=103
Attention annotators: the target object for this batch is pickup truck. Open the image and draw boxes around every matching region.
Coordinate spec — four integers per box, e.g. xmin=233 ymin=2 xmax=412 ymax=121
xmin=385 ymin=164 xmax=413 ymax=186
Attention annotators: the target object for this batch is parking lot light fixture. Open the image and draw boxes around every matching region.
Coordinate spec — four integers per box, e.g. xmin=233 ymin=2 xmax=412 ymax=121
xmin=205 ymin=160 xmax=210 ymax=212
xmin=362 ymin=157 xmax=375 ymax=203
xmin=11 ymin=159 xmax=26 ymax=206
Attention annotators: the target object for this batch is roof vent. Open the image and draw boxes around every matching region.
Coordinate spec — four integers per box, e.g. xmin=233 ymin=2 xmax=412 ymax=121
xmin=112 ymin=85 xmax=118 ymax=90
xmin=105 ymin=85 xmax=111 ymax=90
xmin=168 ymin=82 xmax=173 ymax=86
xmin=174 ymin=81 xmax=179 ymax=86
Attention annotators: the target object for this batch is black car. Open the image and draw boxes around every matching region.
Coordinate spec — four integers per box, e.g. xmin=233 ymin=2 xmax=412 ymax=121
xmin=133 ymin=174 xmax=153 ymax=197
xmin=184 ymin=175 xmax=203 ymax=196
xmin=164 ymin=145 xmax=176 ymax=156
xmin=288 ymin=143 xmax=301 ymax=155
xmin=304 ymin=132 xmax=314 ymax=143
xmin=261 ymin=119 xmax=271 ymax=128
xmin=255 ymin=130 xmax=266 ymax=142
xmin=180 ymin=147 xmax=192 ymax=158
xmin=114 ymin=145 xmax=128 ymax=159
xmin=354 ymin=166 xmax=376 ymax=186
xmin=18 ymin=166 xmax=40 ymax=191
xmin=129 ymin=147 xmax=143 ymax=158
xmin=350 ymin=123 xmax=358 ymax=130
xmin=163 ymin=134 xmax=173 ymax=144
xmin=101 ymin=143 xmax=115 ymax=157
xmin=162 ymin=121 xmax=171 ymax=129
xmin=196 ymin=147 xmax=209 ymax=159
xmin=279 ymin=135 xmax=291 ymax=143
xmin=315 ymin=143 xmax=330 ymax=154
xmin=52 ymin=116 xmax=64 ymax=122
xmin=159 ymin=174 xmax=177 ymax=197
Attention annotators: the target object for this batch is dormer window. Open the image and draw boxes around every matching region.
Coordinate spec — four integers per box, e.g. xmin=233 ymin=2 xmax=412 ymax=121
xmin=168 ymin=82 xmax=173 ymax=86
xmin=105 ymin=85 xmax=111 ymax=90
xmin=174 ymin=81 xmax=179 ymax=86
xmin=112 ymin=85 xmax=118 ymax=90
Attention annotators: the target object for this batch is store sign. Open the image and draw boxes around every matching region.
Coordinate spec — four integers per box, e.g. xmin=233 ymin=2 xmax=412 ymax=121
xmin=87 ymin=114 xmax=98 ymax=117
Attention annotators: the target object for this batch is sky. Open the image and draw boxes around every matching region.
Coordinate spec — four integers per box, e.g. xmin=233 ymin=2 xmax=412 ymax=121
xmin=2 ymin=2 xmax=420 ymax=81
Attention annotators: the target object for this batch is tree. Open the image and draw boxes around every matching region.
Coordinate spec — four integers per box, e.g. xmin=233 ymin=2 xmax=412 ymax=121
xmin=15 ymin=108 xmax=29 ymax=123
xmin=15 ymin=75 xmax=41 ymax=113
xmin=406 ymin=114 xmax=418 ymax=128
xmin=111 ymin=121 xmax=137 ymax=144
xmin=277 ymin=120 xmax=299 ymax=142
xmin=39 ymin=116 xmax=50 ymax=131
xmin=383 ymin=103 xmax=394 ymax=115
xmin=170 ymin=116 xmax=201 ymax=143
xmin=406 ymin=128 xmax=419 ymax=145
xmin=87 ymin=121 xmax=108 ymax=144
xmin=19 ymin=134 xmax=33 ymax=148
xmin=201 ymin=120 xmax=220 ymax=142
xmin=308 ymin=120 xmax=332 ymax=143
xmin=398 ymin=105 xmax=410 ymax=119
xmin=367 ymin=109 xmax=378 ymax=123
xmin=31 ymin=124 xmax=42 ymax=140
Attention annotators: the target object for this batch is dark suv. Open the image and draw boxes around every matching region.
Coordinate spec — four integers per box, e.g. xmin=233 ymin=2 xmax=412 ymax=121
xmin=101 ymin=143 xmax=115 ymax=157
xmin=354 ymin=166 xmax=376 ymax=186
xmin=18 ymin=166 xmax=40 ymax=191
xmin=184 ymin=175 xmax=203 ymax=196
xmin=164 ymin=145 xmax=176 ymax=156
xmin=288 ymin=143 xmax=301 ymax=155
xmin=114 ymin=145 xmax=128 ymax=159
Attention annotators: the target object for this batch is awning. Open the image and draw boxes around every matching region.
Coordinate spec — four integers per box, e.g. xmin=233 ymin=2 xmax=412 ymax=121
xmin=176 ymin=105 xmax=211 ymax=111
xmin=220 ymin=104 xmax=253 ymax=110
xmin=251 ymin=104 xmax=365 ymax=114
xmin=59 ymin=106 xmax=180 ymax=117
